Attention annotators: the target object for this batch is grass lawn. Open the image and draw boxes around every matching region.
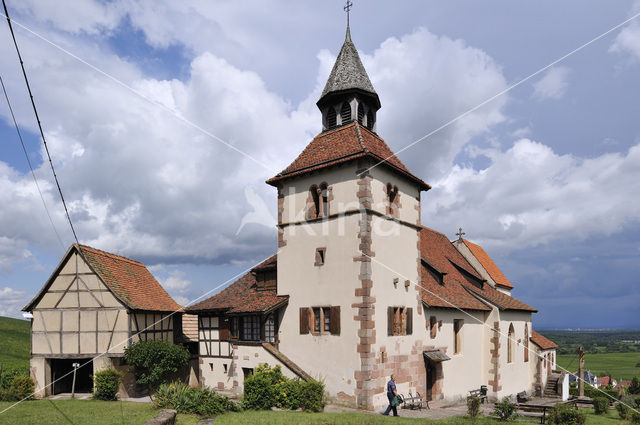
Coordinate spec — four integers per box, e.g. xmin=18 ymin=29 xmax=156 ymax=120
xmin=0 ymin=316 xmax=30 ymax=371
xmin=0 ymin=399 xmax=200 ymax=425
xmin=557 ymin=352 xmax=640 ymax=379
xmin=213 ymin=408 xmax=630 ymax=425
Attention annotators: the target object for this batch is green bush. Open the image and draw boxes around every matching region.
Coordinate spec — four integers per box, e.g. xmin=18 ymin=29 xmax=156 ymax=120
xmin=298 ymin=379 xmax=325 ymax=413
xmin=243 ymin=370 xmax=277 ymax=410
xmin=630 ymin=377 xmax=640 ymax=395
xmin=569 ymin=385 xmax=619 ymax=400
xmin=631 ymin=411 xmax=640 ymax=425
xmin=154 ymin=381 xmax=239 ymax=416
xmin=242 ymin=364 xmax=324 ymax=412
xmin=592 ymin=396 xmax=609 ymax=415
xmin=3 ymin=375 xmax=35 ymax=401
xmin=93 ymin=368 xmax=123 ymax=401
xmin=123 ymin=340 xmax=189 ymax=393
xmin=467 ymin=396 xmax=482 ymax=418
xmin=616 ymin=400 xmax=630 ymax=419
xmin=547 ymin=403 xmax=586 ymax=425
xmin=0 ymin=368 xmax=28 ymax=391
xmin=492 ymin=397 xmax=518 ymax=421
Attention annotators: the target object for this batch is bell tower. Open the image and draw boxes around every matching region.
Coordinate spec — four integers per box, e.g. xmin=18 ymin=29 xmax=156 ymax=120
xmin=317 ymin=26 xmax=381 ymax=133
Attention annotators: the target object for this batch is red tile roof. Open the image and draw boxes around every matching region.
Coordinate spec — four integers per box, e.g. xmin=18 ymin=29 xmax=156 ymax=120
xmin=530 ymin=330 xmax=558 ymax=350
xmin=78 ymin=245 xmax=181 ymax=311
xmin=267 ymin=122 xmax=430 ymax=190
xmin=187 ymin=255 xmax=288 ymax=314
xmin=419 ymin=227 xmax=536 ymax=312
xmin=462 ymin=239 xmax=514 ymax=289
xmin=598 ymin=376 xmax=610 ymax=386
xmin=24 ymin=244 xmax=181 ymax=312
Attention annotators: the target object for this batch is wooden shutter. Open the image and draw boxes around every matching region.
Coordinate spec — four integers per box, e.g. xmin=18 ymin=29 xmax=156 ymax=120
xmin=387 ymin=307 xmax=394 ymax=336
xmin=330 ymin=306 xmax=341 ymax=335
xmin=406 ymin=308 xmax=413 ymax=335
xmin=219 ymin=317 xmax=229 ymax=340
xmin=299 ymin=308 xmax=309 ymax=334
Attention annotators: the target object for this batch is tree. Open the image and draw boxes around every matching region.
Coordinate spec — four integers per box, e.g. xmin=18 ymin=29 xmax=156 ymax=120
xmin=123 ymin=340 xmax=189 ymax=396
xmin=629 ymin=377 xmax=640 ymax=395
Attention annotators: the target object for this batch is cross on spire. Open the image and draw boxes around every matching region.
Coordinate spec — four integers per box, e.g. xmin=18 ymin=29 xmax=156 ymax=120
xmin=456 ymin=227 xmax=466 ymax=241
xmin=344 ymin=0 xmax=353 ymax=29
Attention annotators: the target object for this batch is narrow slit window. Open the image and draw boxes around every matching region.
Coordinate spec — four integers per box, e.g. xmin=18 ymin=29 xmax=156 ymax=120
xmin=320 ymin=183 xmax=328 ymax=217
xmin=315 ymin=248 xmax=326 ymax=266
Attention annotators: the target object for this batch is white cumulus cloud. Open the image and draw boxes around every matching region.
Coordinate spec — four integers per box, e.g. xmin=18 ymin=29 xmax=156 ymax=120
xmin=532 ymin=66 xmax=571 ymax=100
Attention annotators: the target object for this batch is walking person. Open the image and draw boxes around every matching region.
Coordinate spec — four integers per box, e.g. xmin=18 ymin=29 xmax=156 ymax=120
xmin=382 ymin=374 xmax=399 ymax=416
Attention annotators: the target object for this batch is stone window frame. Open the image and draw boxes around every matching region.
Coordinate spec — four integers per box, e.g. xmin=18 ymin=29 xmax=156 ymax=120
xmin=429 ymin=315 xmax=437 ymax=339
xmin=507 ymin=323 xmax=515 ymax=363
xmin=387 ymin=306 xmax=413 ymax=336
xmin=315 ymin=247 xmax=326 ymax=266
xmin=453 ymin=319 xmax=463 ymax=355
xmin=306 ymin=183 xmax=332 ymax=220
xmin=384 ymin=182 xmax=401 ymax=218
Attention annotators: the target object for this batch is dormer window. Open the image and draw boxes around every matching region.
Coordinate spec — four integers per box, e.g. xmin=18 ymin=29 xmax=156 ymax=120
xmin=340 ymin=102 xmax=351 ymax=124
xmin=327 ymin=107 xmax=337 ymax=129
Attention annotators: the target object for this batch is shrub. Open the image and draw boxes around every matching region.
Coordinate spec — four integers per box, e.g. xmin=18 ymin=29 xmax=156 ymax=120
xmin=242 ymin=364 xmax=324 ymax=412
xmin=123 ymin=340 xmax=189 ymax=394
xmin=467 ymin=396 xmax=482 ymax=418
xmin=154 ymin=381 xmax=239 ymax=416
xmin=274 ymin=378 xmax=302 ymax=410
xmin=631 ymin=411 xmax=640 ymax=425
xmin=630 ymin=377 xmax=640 ymax=395
xmin=592 ymin=396 xmax=609 ymax=415
xmin=4 ymin=375 xmax=35 ymax=401
xmin=547 ymin=403 xmax=586 ymax=425
xmin=493 ymin=397 xmax=518 ymax=421
xmin=298 ymin=379 xmax=325 ymax=413
xmin=93 ymin=368 xmax=123 ymax=401
xmin=616 ymin=401 xmax=630 ymax=419
xmin=0 ymin=368 xmax=28 ymax=391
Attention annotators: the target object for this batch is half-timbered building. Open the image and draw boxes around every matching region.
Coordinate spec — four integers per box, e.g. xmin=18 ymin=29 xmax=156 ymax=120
xmin=24 ymin=244 xmax=182 ymax=397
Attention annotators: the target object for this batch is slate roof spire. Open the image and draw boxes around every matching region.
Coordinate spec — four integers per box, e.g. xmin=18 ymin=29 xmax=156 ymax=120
xmin=317 ymin=22 xmax=380 ymax=110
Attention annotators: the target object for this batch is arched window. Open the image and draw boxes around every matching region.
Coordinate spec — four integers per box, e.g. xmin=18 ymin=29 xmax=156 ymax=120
xmin=327 ymin=107 xmax=337 ymax=129
xmin=366 ymin=109 xmax=374 ymax=130
xmin=387 ymin=183 xmax=398 ymax=216
xmin=508 ymin=323 xmax=515 ymax=363
xmin=357 ymin=103 xmax=365 ymax=125
xmin=524 ymin=324 xmax=529 ymax=362
xmin=340 ymin=102 xmax=351 ymax=124
xmin=310 ymin=185 xmax=320 ymax=219
xmin=320 ymin=183 xmax=328 ymax=217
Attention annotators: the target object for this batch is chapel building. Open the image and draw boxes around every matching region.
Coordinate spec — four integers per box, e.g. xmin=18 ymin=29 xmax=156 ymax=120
xmin=187 ymin=26 xmax=558 ymax=409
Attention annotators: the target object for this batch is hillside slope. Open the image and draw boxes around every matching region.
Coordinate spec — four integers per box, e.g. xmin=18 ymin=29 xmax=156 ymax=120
xmin=0 ymin=316 xmax=30 ymax=371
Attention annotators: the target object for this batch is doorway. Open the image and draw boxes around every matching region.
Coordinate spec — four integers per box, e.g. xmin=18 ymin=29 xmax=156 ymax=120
xmin=50 ymin=358 xmax=93 ymax=395
xmin=426 ymin=360 xmax=436 ymax=401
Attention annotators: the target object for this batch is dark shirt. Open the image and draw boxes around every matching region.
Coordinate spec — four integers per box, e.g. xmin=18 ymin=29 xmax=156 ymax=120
xmin=386 ymin=379 xmax=396 ymax=396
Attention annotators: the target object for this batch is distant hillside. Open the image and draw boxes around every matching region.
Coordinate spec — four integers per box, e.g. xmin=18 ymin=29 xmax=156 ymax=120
xmin=0 ymin=316 xmax=30 ymax=371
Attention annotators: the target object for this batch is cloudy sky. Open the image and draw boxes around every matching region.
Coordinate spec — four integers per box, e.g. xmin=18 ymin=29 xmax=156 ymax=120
xmin=0 ymin=1 xmax=638 ymax=328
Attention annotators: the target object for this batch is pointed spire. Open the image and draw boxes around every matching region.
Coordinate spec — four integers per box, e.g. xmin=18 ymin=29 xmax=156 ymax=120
xmin=317 ymin=23 xmax=380 ymax=109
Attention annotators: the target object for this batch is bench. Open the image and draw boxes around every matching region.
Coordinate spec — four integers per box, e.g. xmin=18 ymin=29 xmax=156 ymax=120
xmin=510 ymin=403 xmax=550 ymax=424
xmin=401 ymin=391 xmax=428 ymax=410
xmin=468 ymin=388 xmax=488 ymax=404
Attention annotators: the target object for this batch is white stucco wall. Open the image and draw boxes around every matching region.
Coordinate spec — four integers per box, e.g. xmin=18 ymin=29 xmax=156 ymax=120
xmin=496 ymin=311 xmax=534 ymax=398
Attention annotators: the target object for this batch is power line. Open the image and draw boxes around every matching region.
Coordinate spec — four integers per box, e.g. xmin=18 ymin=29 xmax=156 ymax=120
xmin=2 ymin=0 xmax=80 ymax=246
xmin=0 ymin=74 xmax=66 ymax=250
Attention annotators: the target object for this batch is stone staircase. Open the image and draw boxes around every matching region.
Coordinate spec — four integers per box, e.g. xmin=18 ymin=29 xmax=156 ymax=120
xmin=262 ymin=342 xmax=313 ymax=381
xmin=543 ymin=372 xmax=563 ymax=398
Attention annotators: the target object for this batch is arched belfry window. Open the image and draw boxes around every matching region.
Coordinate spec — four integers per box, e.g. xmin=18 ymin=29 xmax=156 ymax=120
xmin=310 ymin=185 xmax=320 ymax=218
xmin=366 ymin=110 xmax=374 ymax=130
xmin=357 ymin=103 xmax=365 ymax=125
xmin=340 ymin=102 xmax=351 ymax=124
xmin=327 ymin=107 xmax=337 ymax=129
xmin=508 ymin=323 xmax=515 ymax=363
xmin=320 ymin=183 xmax=329 ymax=217
xmin=524 ymin=324 xmax=529 ymax=362
xmin=387 ymin=183 xmax=398 ymax=216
